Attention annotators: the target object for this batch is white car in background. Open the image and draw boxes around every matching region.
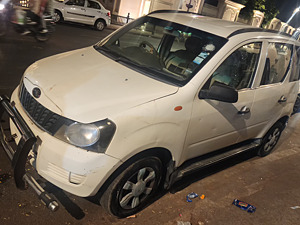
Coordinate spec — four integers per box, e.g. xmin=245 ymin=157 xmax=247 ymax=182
xmin=53 ymin=0 xmax=111 ymax=31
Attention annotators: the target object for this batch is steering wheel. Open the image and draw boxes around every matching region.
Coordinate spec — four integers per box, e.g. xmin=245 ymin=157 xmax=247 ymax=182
xmin=139 ymin=41 xmax=158 ymax=56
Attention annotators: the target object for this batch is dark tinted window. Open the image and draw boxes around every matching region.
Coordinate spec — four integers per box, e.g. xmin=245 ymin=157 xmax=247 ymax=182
xmin=207 ymin=42 xmax=261 ymax=90
xmin=87 ymin=0 xmax=101 ymax=9
xmin=66 ymin=0 xmax=84 ymax=6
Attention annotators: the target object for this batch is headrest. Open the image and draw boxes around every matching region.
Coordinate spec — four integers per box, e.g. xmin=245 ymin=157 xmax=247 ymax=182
xmin=185 ymin=37 xmax=203 ymax=54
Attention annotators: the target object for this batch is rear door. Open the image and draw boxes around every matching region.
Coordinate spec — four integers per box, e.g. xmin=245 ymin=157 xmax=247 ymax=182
xmin=248 ymin=41 xmax=294 ymax=139
xmin=85 ymin=0 xmax=105 ymax=25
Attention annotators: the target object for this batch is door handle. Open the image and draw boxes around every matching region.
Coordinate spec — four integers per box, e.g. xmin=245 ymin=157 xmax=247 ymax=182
xmin=81 ymin=8 xmax=85 ymax=10
xmin=278 ymin=95 xmax=287 ymax=103
xmin=238 ymin=106 xmax=250 ymax=114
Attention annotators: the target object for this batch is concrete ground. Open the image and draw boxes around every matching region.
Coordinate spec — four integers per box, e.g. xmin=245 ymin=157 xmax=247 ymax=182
xmin=1 ymin=112 xmax=300 ymax=225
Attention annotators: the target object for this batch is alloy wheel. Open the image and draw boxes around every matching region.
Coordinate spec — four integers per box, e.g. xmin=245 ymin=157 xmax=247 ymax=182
xmin=119 ymin=167 xmax=156 ymax=209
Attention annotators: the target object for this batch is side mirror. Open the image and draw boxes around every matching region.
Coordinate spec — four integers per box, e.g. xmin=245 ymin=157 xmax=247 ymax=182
xmin=199 ymin=81 xmax=238 ymax=103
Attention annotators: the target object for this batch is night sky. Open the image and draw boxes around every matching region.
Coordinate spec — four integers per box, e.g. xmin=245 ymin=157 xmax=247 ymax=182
xmin=276 ymin=0 xmax=300 ymax=27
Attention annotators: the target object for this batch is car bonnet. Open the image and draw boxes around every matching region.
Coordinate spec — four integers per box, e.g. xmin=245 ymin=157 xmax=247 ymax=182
xmin=22 ymin=46 xmax=178 ymax=123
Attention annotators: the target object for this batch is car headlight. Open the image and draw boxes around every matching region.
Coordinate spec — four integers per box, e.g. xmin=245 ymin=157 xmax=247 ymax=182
xmin=54 ymin=119 xmax=116 ymax=153
xmin=65 ymin=123 xmax=100 ymax=147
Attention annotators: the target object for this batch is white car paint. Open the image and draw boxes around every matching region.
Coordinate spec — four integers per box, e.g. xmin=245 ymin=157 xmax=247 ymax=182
xmin=23 ymin=47 xmax=178 ymax=123
xmin=53 ymin=0 xmax=111 ymax=28
xmin=8 ymin=13 xmax=300 ymax=199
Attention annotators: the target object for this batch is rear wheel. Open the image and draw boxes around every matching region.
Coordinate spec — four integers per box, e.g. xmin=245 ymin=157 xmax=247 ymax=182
xmin=257 ymin=122 xmax=284 ymax=157
xmin=100 ymin=157 xmax=163 ymax=218
xmin=95 ymin=19 xmax=105 ymax=31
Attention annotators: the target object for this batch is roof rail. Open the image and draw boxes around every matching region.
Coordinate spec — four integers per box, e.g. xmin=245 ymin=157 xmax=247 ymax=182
xmin=148 ymin=10 xmax=200 ymax=16
xmin=228 ymin=28 xmax=295 ymax=39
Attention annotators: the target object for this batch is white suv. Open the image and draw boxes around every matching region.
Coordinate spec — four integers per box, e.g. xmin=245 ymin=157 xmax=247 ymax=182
xmin=1 ymin=11 xmax=299 ymax=217
xmin=53 ymin=0 xmax=111 ymax=31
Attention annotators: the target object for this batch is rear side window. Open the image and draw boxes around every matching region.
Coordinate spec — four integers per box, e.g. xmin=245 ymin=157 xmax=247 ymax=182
xmin=290 ymin=46 xmax=300 ymax=82
xmin=208 ymin=42 xmax=262 ymax=90
xmin=66 ymin=0 xmax=85 ymax=6
xmin=261 ymin=43 xmax=293 ymax=85
xmin=87 ymin=0 xmax=101 ymax=9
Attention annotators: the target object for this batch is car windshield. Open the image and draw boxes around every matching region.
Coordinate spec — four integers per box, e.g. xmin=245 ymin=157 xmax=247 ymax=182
xmin=94 ymin=16 xmax=227 ymax=86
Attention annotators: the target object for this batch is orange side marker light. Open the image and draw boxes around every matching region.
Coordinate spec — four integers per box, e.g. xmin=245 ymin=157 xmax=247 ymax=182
xmin=174 ymin=106 xmax=183 ymax=111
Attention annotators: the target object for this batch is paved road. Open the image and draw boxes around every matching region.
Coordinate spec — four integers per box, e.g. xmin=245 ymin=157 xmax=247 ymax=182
xmin=0 ymin=22 xmax=115 ymax=96
xmin=1 ymin=22 xmax=300 ymax=225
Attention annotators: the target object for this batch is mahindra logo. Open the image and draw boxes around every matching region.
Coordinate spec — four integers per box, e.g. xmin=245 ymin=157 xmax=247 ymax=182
xmin=32 ymin=87 xmax=41 ymax=98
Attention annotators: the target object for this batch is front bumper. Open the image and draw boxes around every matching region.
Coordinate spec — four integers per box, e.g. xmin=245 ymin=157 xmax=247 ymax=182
xmin=0 ymin=95 xmax=58 ymax=211
xmin=0 ymin=88 xmax=121 ymax=202
xmin=0 ymin=95 xmax=36 ymax=188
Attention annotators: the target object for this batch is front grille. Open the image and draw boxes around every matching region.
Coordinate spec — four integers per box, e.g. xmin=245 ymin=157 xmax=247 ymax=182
xmin=19 ymin=83 xmax=63 ymax=135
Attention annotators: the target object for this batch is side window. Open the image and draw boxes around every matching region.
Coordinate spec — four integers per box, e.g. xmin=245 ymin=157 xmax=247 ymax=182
xmin=290 ymin=46 xmax=300 ymax=82
xmin=65 ymin=0 xmax=75 ymax=5
xmin=208 ymin=42 xmax=262 ymax=90
xmin=66 ymin=0 xmax=84 ymax=6
xmin=261 ymin=43 xmax=293 ymax=85
xmin=75 ymin=0 xmax=85 ymax=6
xmin=87 ymin=0 xmax=101 ymax=9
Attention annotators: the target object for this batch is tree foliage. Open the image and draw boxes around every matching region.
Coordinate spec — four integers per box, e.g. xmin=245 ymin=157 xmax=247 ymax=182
xmin=234 ymin=0 xmax=279 ymax=27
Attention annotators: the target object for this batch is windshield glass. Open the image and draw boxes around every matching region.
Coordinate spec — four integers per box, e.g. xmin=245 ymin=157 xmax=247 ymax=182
xmin=95 ymin=16 xmax=227 ymax=86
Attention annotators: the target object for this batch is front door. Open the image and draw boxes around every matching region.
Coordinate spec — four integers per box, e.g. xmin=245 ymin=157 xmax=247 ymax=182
xmin=183 ymin=42 xmax=263 ymax=162
xmin=64 ymin=0 xmax=86 ymax=23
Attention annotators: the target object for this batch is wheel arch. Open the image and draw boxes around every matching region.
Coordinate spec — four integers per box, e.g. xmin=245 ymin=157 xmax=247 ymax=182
xmin=95 ymin=147 xmax=173 ymax=199
xmin=278 ymin=115 xmax=289 ymax=127
xmin=54 ymin=9 xmax=64 ymax=21
xmin=94 ymin=18 xmax=107 ymax=27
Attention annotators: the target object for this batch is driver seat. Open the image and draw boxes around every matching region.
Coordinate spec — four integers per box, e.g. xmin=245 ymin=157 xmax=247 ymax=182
xmin=165 ymin=37 xmax=204 ymax=74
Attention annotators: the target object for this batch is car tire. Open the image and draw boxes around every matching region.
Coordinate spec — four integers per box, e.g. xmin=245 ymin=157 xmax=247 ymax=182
xmin=54 ymin=10 xmax=63 ymax=23
xmin=257 ymin=122 xmax=284 ymax=157
xmin=95 ymin=19 xmax=105 ymax=31
xmin=292 ymin=94 xmax=300 ymax=114
xmin=100 ymin=156 xmax=163 ymax=218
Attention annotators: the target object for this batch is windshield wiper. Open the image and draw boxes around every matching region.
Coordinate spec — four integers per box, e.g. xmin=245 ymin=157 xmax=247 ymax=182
xmin=94 ymin=45 xmax=112 ymax=53
xmin=115 ymin=57 xmax=182 ymax=84
xmin=115 ymin=56 xmax=157 ymax=71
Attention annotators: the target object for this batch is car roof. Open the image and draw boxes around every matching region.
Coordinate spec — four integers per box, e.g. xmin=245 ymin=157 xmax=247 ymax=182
xmin=148 ymin=10 xmax=295 ymax=41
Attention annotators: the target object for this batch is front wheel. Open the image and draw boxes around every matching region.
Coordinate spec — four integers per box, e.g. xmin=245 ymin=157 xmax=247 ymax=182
xmin=100 ymin=157 xmax=163 ymax=218
xmin=54 ymin=10 xmax=63 ymax=23
xmin=257 ymin=122 xmax=284 ymax=157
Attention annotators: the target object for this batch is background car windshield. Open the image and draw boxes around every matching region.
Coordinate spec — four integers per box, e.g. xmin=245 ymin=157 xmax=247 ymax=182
xmin=97 ymin=16 xmax=227 ymax=86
